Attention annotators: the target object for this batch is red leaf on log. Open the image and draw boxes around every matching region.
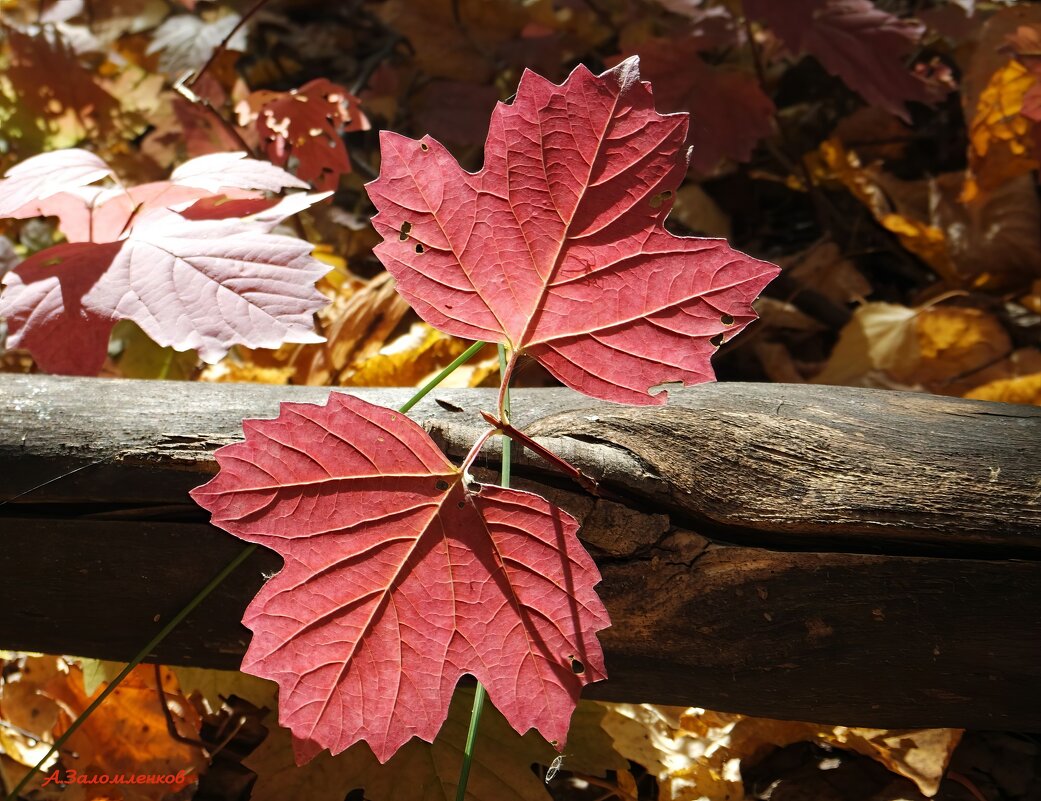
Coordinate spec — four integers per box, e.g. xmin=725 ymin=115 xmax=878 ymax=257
xmin=190 ymin=393 xmax=609 ymax=763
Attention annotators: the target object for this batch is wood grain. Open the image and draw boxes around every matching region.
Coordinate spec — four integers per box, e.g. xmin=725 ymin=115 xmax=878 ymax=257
xmin=1 ymin=374 xmax=1039 ymax=729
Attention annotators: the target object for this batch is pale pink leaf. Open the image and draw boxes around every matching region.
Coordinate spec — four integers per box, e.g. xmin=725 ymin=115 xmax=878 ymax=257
xmin=171 ymin=151 xmax=310 ymax=193
xmin=366 ymin=58 xmax=779 ymax=405
xmin=80 ymin=213 xmax=328 ymax=362
xmin=189 ymin=392 xmax=609 ymax=764
xmin=0 ymin=149 xmax=112 ymax=216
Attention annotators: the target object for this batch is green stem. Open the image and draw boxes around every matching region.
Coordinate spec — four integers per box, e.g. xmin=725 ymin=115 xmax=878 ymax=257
xmin=497 ymin=344 xmax=512 ymax=487
xmin=7 ymin=340 xmax=488 ymax=801
xmin=400 ymin=340 xmax=486 ymax=413
xmin=455 ymin=683 xmax=487 ymax=801
xmin=454 ymin=343 xmax=512 ymax=801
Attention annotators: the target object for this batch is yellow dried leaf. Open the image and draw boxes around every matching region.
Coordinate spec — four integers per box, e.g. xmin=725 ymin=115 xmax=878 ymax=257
xmin=342 ymin=323 xmax=498 ymax=388
xmin=606 ymin=706 xmax=961 ymax=800
xmin=815 ymin=303 xmax=1011 ymax=390
xmin=108 ymin=321 xmax=199 ymax=381
xmin=966 ymin=59 xmax=1040 ymax=193
xmin=828 ymin=728 xmax=963 ymax=797
xmin=813 ymin=302 xmax=919 ymax=387
xmin=200 ymin=360 xmax=296 ymax=384
xmin=965 ymin=372 xmax=1041 ymax=405
xmin=816 ymin=140 xmax=956 ymax=280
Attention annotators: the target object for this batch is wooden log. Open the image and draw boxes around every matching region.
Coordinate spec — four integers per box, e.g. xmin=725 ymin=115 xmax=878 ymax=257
xmin=1 ymin=373 xmax=1039 ymax=730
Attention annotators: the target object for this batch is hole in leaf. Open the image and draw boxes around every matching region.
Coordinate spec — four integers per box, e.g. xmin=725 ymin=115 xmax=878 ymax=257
xmin=399 ymin=221 xmax=412 ymax=241
xmin=435 ymin=479 xmax=449 ymax=491
xmin=721 ymin=314 xmax=735 ymax=326
xmin=457 ymin=500 xmax=465 ymax=509
xmin=648 ymin=190 xmax=673 ymax=209
xmin=649 ymin=380 xmax=683 ymax=397
xmin=420 ymin=142 xmax=429 ymax=152
xmin=710 ymin=333 xmax=725 ymax=347
xmin=415 ymin=243 xmax=424 ymax=254
xmin=568 ymin=655 xmax=585 ymax=675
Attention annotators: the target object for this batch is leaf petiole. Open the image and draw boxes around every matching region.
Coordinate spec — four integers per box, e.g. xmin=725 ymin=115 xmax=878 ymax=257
xmin=399 ymin=340 xmax=487 ymax=413
xmin=454 ymin=343 xmax=512 ymax=801
xmin=7 ymin=339 xmax=490 ymax=801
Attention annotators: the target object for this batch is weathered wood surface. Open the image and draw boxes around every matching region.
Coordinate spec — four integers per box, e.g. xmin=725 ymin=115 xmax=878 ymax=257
xmin=1 ymin=373 xmax=1039 ymax=730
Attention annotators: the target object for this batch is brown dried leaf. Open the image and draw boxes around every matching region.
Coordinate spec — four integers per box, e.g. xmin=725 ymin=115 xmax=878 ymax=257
xmin=378 ymin=0 xmax=537 ymax=83
xmin=785 ymin=241 xmax=871 ymax=306
xmin=611 ymin=38 xmax=774 ymax=173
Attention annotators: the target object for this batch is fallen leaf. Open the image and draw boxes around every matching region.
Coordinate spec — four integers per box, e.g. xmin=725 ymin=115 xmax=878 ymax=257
xmin=44 ymin=664 xmax=207 ymax=801
xmin=814 ymin=302 xmax=1012 ymax=390
xmin=831 ymin=728 xmax=963 ymax=796
xmin=814 ymin=139 xmax=956 ymax=281
xmin=669 ymin=184 xmax=732 ymax=238
xmin=190 ymin=393 xmax=610 ymax=763
xmin=965 ymin=371 xmax=1041 ymax=405
xmin=605 ymin=706 xmax=961 ymax=800
xmin=108 ymin=320 xmax=201 ymax=380
xmin=367 ymin=58 xmax=778 ymax=405
xmin=4 ymin=26 xmax=121 ymax=147
xmin=785 ymin=241 xmax=871 ymax=306
xmin=342 ymin=322 xmax=477 ymax=387
xmin=964 ymin=59 xmax=1040 ymax=195
xmin=170 ymin=666 xmax=277 ymax=712
xmin=246 ymin=687 xmax=559 ymax=801
xmin=412 ymin=80 xmax=501 ymax=148
xmin=609 ymin=38 xmax=774 ymax=173
xmin=744 ymin=0 xmax=938 ymax=121
xmin=238 ymin=79 xmax=369 ymax=191
xmin=378 ymin=0 xmax=545 ymax=83
xmin=146 ymin=12 xmax=247 ymax=75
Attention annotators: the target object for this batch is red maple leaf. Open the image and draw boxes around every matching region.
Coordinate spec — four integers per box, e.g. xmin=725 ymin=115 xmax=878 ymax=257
xmin=366 ymin=58 xmax=779 ymax=405
xmin=238 ymin=79 xmax=370 ymax=191
xmin=0 ymin=151 xmax=329 ymax=374
xmin=190 ymin=392 xmax=609 ymax=763
xmin=744 ymin=0 xmax=941 ymax=121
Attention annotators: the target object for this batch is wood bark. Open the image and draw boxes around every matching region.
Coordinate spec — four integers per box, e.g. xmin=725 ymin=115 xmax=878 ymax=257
xmin=1 ymin=373 xmax=1039 ymax=730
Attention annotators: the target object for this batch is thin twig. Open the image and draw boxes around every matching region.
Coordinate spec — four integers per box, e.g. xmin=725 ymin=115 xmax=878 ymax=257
xmin=742 ymin=12 xmax=833 ymax=234
xmin=350 ymin=33 xmax=403 ymax=96
xmin=154 ymin=664 xmax=206 ymax=749
xmin=174 ymin=72 xmax=255 ymax=155
xmin=946 ymin=771 xmax=989 ymax=801
xmin=570 ymin=772 xmax=639 ymax=801
xmin=189 ymin=0 xmax=273 ymax=89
